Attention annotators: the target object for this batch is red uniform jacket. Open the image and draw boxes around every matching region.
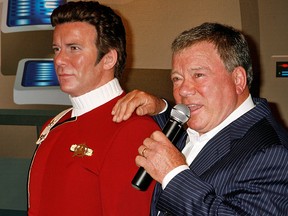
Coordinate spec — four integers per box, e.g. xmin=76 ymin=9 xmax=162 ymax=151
xmin=28 ymin=95 xmax=159 ymax=216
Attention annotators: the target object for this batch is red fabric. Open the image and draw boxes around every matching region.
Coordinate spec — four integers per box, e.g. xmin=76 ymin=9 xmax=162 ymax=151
xmin=28 ymin=95 xmax=159 ymax=216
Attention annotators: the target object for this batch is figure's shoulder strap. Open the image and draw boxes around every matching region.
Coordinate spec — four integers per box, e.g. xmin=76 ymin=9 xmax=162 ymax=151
xmin=36 ymin=107 xmax=73 ymax=145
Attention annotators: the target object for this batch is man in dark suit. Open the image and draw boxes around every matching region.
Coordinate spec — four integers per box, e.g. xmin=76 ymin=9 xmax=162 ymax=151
xmin=112 ymin=22 xmax=288 ymax=215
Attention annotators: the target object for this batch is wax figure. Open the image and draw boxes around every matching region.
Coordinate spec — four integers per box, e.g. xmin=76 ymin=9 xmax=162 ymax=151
xmin=28 ymin=2 xmax=158 ymax=215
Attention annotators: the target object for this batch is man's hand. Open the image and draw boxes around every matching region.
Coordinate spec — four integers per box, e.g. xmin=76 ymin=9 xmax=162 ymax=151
xmin=112 ymin=90 xmax=166 ymax=122
xmin=136 ymin=131 xmax=187 ymax=184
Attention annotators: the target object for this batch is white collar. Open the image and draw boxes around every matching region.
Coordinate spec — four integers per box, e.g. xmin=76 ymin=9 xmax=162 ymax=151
xmin=69 ymin=78 xmax=123 ymax=117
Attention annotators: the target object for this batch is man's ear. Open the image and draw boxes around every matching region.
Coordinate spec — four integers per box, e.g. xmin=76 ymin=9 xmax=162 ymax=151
xmin=233 ymin=66 xmax=247 ymax=95
xmin=103 ymin=49 xmax=117 ymax=70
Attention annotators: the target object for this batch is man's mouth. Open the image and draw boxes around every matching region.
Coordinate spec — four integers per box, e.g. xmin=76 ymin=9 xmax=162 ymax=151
xmin=187 ymin=104 xmax=202 ymax=113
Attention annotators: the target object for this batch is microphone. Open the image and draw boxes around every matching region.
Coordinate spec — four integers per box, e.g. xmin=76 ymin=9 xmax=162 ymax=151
xmin=131 ymin=104 xmax=190 ymax=191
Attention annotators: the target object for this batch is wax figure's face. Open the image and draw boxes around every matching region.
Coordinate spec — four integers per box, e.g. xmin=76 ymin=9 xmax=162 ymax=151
xmin=53 ymin=22 xmax=111 ymax=97
xmin=171 ymin=41 xmax=242 ymax=134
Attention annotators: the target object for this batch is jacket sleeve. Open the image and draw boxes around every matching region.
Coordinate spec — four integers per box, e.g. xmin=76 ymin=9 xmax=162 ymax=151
xmin=152 ymin=102 xmax=172 ymax=129
xmin=156 ymin=144 xmax=288 ymax=215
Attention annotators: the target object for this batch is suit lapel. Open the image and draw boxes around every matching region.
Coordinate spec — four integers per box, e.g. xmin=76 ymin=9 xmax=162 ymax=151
xmin=189 ymin=97 xmax=271 ymax=176
xmin=190 ymin=127 xmax=232 ymax=176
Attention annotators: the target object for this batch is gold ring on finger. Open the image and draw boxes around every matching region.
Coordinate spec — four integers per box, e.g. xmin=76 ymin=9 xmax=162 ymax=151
xmin=142 ymin=148 xmax=147 ymax=158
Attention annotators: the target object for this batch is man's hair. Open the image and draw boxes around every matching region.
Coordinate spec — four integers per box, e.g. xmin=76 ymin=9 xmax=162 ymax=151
xmin=172 ymin=22 xmax=253 ymax=88
xmin=51 ymin=1 xmax=126 ymax=79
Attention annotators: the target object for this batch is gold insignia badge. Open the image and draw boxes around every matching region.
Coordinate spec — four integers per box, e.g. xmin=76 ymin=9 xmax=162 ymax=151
xmin=70 ymin=144 xmax=93 ymax=157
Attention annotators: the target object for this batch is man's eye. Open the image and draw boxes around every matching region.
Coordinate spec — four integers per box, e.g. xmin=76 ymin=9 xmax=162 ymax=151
xmin=195 ymin=73 xmax=204 ymax=78
xmin=171 ymin=77 xmax=181 ymax=82
xmin=171 ymin=77 xmax=177 ymax=82
xmin=52 ymin=47 xmax=60 ymax=53
xmin=71 ymin=46 xmax=79 ymax=50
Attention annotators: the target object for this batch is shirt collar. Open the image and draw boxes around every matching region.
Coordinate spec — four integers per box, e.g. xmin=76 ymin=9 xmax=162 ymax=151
xmin=187 ymin=94 xmax=255 ymax=143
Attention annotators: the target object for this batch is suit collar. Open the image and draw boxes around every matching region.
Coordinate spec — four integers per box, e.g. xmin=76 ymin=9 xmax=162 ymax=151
xmin=186 ymin=97 xmax=271 ymax=176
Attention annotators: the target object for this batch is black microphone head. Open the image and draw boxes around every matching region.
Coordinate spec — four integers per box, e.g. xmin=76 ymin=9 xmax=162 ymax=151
xmin=171 ymin=104 xmax=190 ymax=125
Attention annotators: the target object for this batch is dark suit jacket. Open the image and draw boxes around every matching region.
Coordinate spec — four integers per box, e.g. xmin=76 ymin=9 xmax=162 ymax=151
xmin=152 ymin=98 xmax=288 ymax=215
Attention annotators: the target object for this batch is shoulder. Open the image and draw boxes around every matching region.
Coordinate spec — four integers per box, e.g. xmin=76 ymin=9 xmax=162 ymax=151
xmin=121 ymin=112 xmax=160 ymax=131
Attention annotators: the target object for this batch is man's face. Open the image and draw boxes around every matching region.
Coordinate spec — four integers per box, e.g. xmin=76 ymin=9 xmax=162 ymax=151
xmin=171 ymin=41 xmax=241 ymax=134
xmin=52 ymin=22 xmax=112 ymax=97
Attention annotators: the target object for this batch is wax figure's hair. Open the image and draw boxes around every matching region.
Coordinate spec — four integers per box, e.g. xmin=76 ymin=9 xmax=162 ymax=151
xmin=51 ymin=1 xmax=126 ymax=79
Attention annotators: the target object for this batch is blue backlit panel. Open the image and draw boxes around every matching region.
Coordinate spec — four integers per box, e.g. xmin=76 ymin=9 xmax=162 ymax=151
xmin=7 ymin=0 xmax=65 ymax=27
xmin=14 ymin=59 xmax=70 ymax=105
xmin=1 ymin=0 xmax=66 ymax=32
xmin=21 ymin=60 xmax=59 ymax=87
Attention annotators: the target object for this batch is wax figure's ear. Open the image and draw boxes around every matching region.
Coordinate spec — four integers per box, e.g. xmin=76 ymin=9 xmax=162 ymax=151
xmin=103 ymin=49 xmax=117 ymax=70
xmin=233 ymin=66 xmax=247 ymax=94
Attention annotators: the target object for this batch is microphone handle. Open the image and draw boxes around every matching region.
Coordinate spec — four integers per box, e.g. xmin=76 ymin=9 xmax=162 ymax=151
xmin=131 ymin=167 xmax=152 ymax=191
xmin=131 ymin=119 xmax=182 ymax=191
